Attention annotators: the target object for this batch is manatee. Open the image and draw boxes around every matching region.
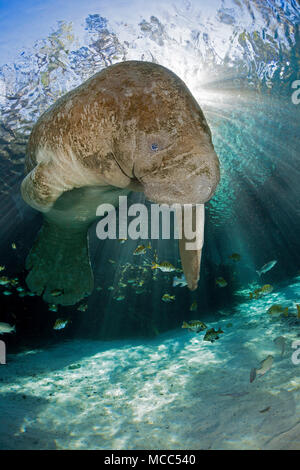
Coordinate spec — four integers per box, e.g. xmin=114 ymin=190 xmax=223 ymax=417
xmin=21 ymin=61 xmax=220 ymax=305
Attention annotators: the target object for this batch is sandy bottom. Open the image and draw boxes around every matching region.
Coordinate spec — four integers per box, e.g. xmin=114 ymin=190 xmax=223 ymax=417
xmin=0 ymin=278 xmax=300 ymax=450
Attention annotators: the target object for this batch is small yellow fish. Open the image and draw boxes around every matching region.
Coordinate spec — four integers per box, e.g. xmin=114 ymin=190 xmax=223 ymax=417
xmin=296 ymin=304 xmax=300 ymax=319
xmin=182 ymin=320 xmax=207 ymax=333
xmin=133 ymin=245 xmax=146 ymax=255
xmin=260 ymin=284 xmax=273 ymax=294
xmin=11 ymin=243 xmax=16 ymax=250
xmin=190 ymin=301 xmax=197 ymax=312
xmin=53 ymin=319 xmax=69 ymax=330
xmin=118 ymin=238 xmax=127 ymax=244
xmin=108 ymin=259 xmax=116 ymax=264
xmin=152 ymin=261 xmax=176 ymax=273
xmin=267 ymin=304 xmax=288 ymax=316
xmin=162 ymin=293 xmax=175 ymax=302
xmin=229 ymin=253 xmax=241 ymax=262
xmin=250 ymin=284 xmax=273 ymax=299
xmin=0 ymin=276 xmax=10 ymax=285
xmin=204 ymin=328 xmax=223 ymax=343
xmin=0 ymin=266 xmax=5 ymax=272
xmin=147 ymin=242 xmax=152 ymax=250
xmin=215 ymin=277 xmax=228 ymax=288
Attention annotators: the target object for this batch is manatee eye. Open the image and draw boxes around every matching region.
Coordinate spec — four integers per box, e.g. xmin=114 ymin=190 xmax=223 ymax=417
xmin=151 ymin=143 xmax=159 ymax=152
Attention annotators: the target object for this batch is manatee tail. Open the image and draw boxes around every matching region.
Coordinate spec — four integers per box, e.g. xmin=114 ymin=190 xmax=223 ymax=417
xmin=26 ymin=218 xmax=93 ymax=306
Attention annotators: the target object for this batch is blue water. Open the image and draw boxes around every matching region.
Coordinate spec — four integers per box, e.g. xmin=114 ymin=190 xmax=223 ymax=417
xmin=0 ymin=0 xmax=299 ymax=450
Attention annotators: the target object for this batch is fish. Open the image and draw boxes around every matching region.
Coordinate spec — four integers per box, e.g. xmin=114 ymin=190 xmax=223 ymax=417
xmin=189 ymin=301 xmax=197 ymax=311
xmin=162 ymin=293 xmax=175 ymax=302
xmin=16 ymin=287 xmax=25 ymax=292
xmin=297 ymin=304 xmax=300 ymax=319
xmin=0 ymin=266 xmax=5 ymax=271
xmin=48 ymin=304 xmax=58 ymax=312
xmin=274 ymin=336 xmax=286 ymax=357
xmin=267 ymin=304 xmax=288 ymax=316
xmin=259 ymin=406 xmax=271 ymax=413
xmin=0 ymin=276 xmax=10 ymax=286
xmin=108 ymin=259 xmax=116 ymax=264
xmin=3 ymin=290 xmax=12 ymax=296
xmin=250 ymin=284 xmax=273 ymax=299
xmin=256 ymin=260 xmax=277 ymax=277
xmin=11 ymin=243 xmax=16 ymax=250
xmin=182 ymin=320 xmax=207 ymax=333
xmin=152 ymin=261 xmax=176 ymax=272
xmin=115 ymin=295 xmax=125 ymax=301
xmin=135 ymin=288 xmax=146 ymax=294
xmin=215 ymin=277 xmax=228 ymax=288
xmin=229 ymin=253 xmax=241 ymax=262
xmin=77 ymin=303 xmax=88 ymax=312
xmin=0 ymin=322 xmax=15 ymax=334
xmin=250 ymin=355 xmax=273 ymax=383
xmin=53 ymin=319 xmax=69 ymax=330
xmin=260 ymin=284 xmax=273 ymax=294
xmin=107 ymin=286 xmax=114 ymax=291
xmin=133 ymin=245 xmax=146 ymax=255
xmin=50 ymin=289 xmax=64 ymax=297
xmin=96 ymin=286 xmax=103 ymax=291
xmin=173 ymin=274 xmax=188 ymax=288
xmin=203 ymin=328 xmax=223 ymax=342
xmin=118 ymin=238 xmax=127 ymax=244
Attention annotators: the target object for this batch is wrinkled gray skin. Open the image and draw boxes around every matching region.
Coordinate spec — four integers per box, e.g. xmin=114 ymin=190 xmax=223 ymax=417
xmin=21 ymin=61 xmax=220 ymax=305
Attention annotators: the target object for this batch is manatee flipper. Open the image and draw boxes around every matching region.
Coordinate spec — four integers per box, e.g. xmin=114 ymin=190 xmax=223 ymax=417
xmin=26 ymin=218 xmax=93 ymax=306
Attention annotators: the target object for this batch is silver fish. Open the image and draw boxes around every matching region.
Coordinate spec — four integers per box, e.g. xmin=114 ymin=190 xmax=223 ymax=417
xmin=0 ymin=322 xmax=15 ymax=334
xmin=172 ymin=274 xmax=187 ymax=288
xmin=256 ymin=260 xmax=277 ymax=277
xmin=274 ymin=336 xmax=286 ymax=357
xmin=250 ymin=355 xmax=273 ymax=383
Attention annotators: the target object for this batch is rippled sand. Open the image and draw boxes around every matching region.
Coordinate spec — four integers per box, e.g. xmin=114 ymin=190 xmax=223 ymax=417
xmin=1 ymin=278 xmax=299 ymax=450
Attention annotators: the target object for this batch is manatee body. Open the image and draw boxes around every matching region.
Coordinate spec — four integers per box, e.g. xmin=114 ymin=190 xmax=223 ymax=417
xmin=21 ymin=61 xmax=220 ymax=305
